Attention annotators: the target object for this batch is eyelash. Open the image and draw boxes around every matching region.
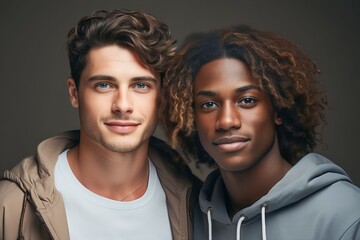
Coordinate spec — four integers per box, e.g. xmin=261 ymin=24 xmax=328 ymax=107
xmin=199 ymin=97 xmax=257 ymax=110
xmin=240 ymin=97 xmax=257 ymax=105
xmin=200 ymin=102 xmax=218 ymax=109
xmin=94 ymin=82 xmax=152 ymax=91
xmin=133 ymin=82 xmax=150 ymax=89
xmin=96 ymin=82 xmax=111 ymax=88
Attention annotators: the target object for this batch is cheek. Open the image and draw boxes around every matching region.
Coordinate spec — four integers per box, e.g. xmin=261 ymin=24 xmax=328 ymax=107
xmin=149 ymin=93 xmax=160 ymax=108
xmin=195 ymin=113 xmax=214 ymax=143
xmin=79 ymin=93 xmax=110 ymax=117
xmin=194 ymin=112 xmax=206 ymax=130
xmin=251 ymin=110 xmax=277 ymax=134
xmin=135 ymin=93 xmax=159 ymax=120
xmin=78 ymin=102 xmax=100 ymax=122
xmin=250 ymin=104 xmax=276 ymax=122
xmin=83 ymin=96 xmax=106 ymax=110
xmin=145 ymin=106 xmax=159 ymax=121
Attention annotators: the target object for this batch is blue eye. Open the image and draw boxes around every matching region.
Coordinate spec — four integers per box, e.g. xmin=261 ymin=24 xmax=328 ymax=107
xmin=95 ymin=82 xmax=114 ymax=92
xmin=133 ymin=82 xmax=151 ymax=93
xmin=135 ymin=83 xmax=148 ymax=89
xmin=97 ymin=83 xmax=110 ymax=88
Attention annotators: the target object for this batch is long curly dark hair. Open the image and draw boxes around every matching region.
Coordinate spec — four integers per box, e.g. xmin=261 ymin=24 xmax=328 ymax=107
xmin=67 ymin=9 xmax=176 ymax=87
xmin=161 ymin=25 xmax=327 ymax=165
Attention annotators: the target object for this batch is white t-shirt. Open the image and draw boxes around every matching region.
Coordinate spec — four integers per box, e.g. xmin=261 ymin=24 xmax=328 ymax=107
xmin=54 ymin=150 xmax=173 ymax=240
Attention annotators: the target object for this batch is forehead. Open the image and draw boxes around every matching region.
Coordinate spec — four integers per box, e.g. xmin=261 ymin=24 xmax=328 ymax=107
xmin=194 ymin=58 xmax=256 ymax=90
xmin=82 ymin=45 xmax=160 ymax=81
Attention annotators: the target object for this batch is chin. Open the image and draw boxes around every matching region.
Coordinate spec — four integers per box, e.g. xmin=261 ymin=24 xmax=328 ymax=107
xmin=215 ymin=157 xmax=254 ymax=172
xmin=104 ymin=142 xmax=141 ymax=153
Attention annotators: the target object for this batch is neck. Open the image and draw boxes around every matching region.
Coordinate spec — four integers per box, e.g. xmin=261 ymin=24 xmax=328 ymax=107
xmin=67 ymin=135 xmax=150 ymax=201
xmin=220 ymin=153 xmax=292 ymax=219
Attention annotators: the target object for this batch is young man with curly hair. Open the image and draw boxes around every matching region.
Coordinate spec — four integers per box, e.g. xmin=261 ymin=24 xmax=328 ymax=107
xmin=162 ymin=25 xmax=360 ymax=239
xmin=0 ymin=9 xmax=199 ymax=240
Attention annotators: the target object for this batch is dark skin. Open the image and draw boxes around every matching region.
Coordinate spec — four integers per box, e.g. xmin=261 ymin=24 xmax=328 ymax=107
xmin=221 ymin=151 xmax=292 ymax=218
xmin=193 ymin=58 xmax=292 ymax=219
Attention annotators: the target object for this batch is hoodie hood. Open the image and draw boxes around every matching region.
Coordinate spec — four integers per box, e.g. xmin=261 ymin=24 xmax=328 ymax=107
xmin=199 ymin=153 xmax=351 ymax=223
xmin=200 ymin=153 xmax=351 ymax=223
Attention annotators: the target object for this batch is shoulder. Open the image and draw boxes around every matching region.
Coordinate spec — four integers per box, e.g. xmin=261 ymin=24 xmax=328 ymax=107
xmin=307 ymin=180 xmax=360 ymax=229
xmin=149 ymin=136 xmax=184 ymax=163
xmin=0 ymin=180 xmax=27 ymax=239
xmin=0 ymin=179 xmax=25 ymax=203
xmin=0 ymin=179 xmax=25 ymax=222
xmin=149 ymin=136 xmax=192 ymax=177
xmin=148 ymin=136 xmax=202 ymax=189
xmin=317 ymin=181 xmax=360 ymax=238
xmin=319 ymin=180 xmax=360 ymax=208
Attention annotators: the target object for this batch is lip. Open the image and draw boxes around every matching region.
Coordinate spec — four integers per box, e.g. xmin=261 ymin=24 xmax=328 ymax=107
xmin=213 ymin=136 xmax=249 ymax=152
xmin=104 ymin=121 xmax=140 ymax=134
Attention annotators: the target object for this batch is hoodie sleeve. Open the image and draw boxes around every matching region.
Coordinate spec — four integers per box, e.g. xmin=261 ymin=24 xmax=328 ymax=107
xmin=340 ymin=218 xmax=360 ymax=240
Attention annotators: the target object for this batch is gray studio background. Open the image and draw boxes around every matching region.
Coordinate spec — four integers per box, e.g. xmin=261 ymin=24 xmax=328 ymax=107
xmin=0 ymin=0 xmax=359 ymax=185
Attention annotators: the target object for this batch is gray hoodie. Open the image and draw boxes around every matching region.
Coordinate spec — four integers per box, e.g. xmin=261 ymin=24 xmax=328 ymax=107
xmin=194 ymin=153 xmax=360 ymax=240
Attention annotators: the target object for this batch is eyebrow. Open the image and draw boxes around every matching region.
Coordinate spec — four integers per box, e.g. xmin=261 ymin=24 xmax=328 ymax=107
xmin=195 ymin=85 xmax=261 ymax=97
xmin=87 ymin=75 xmax=158 ymax=83
xmin=88 ymin=75 xmax=116 ymax=82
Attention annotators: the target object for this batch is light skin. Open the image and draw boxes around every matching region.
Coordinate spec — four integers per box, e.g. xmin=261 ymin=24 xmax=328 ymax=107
xmin=193 ymin=58 xmax=292 ymax=218
xmin=67 ymin=45 xmax=160 ymax=201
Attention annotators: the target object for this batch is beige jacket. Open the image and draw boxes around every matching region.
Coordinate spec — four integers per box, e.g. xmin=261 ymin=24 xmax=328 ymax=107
xmin=0 ymin=131 xmax=200 ymax=240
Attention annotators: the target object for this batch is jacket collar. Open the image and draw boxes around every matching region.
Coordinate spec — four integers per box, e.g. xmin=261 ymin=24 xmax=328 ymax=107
xmin=3 ymin=130 xmax=198 ymax=240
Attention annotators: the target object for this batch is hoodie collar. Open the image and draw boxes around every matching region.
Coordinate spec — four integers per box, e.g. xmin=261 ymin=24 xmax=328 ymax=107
xmin=199 ymin=153 xmax=352 ymax=223
xmin=200 ymin=153 xmax=352 ymax=240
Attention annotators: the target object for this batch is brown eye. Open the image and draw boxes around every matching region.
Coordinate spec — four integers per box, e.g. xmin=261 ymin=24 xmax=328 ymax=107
xmin=201 ymin=101 xmax=218 ymax=109
xmin=239 ymin=97 xmax=257 ymax=107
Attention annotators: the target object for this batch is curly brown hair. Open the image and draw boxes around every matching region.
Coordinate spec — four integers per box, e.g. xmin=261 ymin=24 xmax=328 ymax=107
xmin=67 ymin=9 xmax=175 ymax=87
xmin=161 ymin=25 xmax=327 ymax=166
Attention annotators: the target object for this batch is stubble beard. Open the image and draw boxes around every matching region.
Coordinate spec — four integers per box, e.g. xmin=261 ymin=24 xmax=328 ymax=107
xmin=93 ymin=122 xmax=157 ymax=153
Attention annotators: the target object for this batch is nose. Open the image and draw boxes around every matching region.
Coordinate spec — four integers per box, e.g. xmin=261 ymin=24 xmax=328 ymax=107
xmin=112 ymin=89 xmax=133 ymax=114
xmin=216 ymin=102 xmax=241 ymax=131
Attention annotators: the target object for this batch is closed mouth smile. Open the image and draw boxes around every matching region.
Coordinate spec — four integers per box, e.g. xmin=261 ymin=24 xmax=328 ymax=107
xmin=213 ymin=136 xmax=249 ymax=152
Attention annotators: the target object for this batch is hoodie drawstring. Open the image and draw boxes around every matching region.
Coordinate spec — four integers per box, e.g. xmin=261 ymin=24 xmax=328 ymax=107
xmin=261 ymin=205 xmax=267 ymax=240
xmin=208 ymin=204 xmax=268 ymax=240
xmin=207 ymin=208 xmax=213 ymax=240
xmin=236 ymin=216 xmax=246 ymax=240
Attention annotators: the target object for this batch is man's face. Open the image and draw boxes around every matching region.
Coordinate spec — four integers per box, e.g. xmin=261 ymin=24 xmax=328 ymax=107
xmin=68 ymin=45 xmax=160 ymax=153
xmin=193 ymin=58 xmax=281 ymax=172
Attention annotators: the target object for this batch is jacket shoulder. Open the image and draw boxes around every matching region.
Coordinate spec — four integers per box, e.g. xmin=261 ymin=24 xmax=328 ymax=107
xmin=0 ymin=179 xmax=28 ymax=239
xmin=0 ymin=179 xmax=26 ymax=222
xmin=0 ymin=179 xmax=25 ymax=206
xmin=0 ymin=179 xmax=54 ymax=239
xmin=149 ymin=136 xmax=201 ymax=183
xmin=149 ymin=136 xmax=202 ymax=240
xmin=148 ymin=135 xmax=202 ymax=208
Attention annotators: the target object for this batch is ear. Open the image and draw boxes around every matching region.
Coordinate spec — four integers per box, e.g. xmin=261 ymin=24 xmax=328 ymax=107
xmin=274 ymin=112 xmax=283 ymax=125
xmin=67 ymin=77 xmax=79 ymax=108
